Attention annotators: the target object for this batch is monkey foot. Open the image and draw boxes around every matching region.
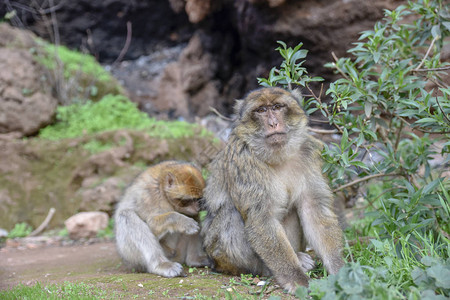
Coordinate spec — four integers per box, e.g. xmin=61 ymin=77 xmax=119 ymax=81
xmin=297 ymin=252 xmax=315 ymax=272
xmin=153 ymin=261 xmax=186 ymax=277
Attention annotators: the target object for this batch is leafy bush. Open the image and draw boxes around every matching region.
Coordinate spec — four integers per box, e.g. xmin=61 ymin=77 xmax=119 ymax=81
xmin=38 ymin=94 xmax=206 ymax=140
xmin=259 ymin=0 xmax=449 ymax=298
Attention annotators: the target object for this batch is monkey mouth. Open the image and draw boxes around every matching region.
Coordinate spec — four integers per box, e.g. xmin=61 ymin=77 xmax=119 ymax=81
xmin=265 ymin=132 xmax=287 ymax=145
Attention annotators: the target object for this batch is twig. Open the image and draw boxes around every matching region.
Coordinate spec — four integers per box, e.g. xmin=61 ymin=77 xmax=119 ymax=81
xmin=436 ymin=96 xmax=450 ymax=124
xmin=413 ymin=66 xmax=450 ymax=72
xmin=308 ymin=128 xmax=338 ymax=134
xmin=48 ymin=0 xmax=60 ymax=46
xmin=333 ymin=173 xmax=401 ymax=193
xmin=413 ymin=36 xmax=438 ymax=71
xmin=309 ymin=118 xmax=330 ymax=124
xmin=209 ymin=107 xmax=234 ymax=121
xmin=331 ymin=51 xmax=351 ymax=81
xmin=394 ymin=120 xmax=404 ymax=152
xmin=112 ymin=21 xmax=132 ymax=66
xmin=305 ymin=84 xmax=345 ymax=135
xmin=29 ymin=207 xmax=56 ymax=237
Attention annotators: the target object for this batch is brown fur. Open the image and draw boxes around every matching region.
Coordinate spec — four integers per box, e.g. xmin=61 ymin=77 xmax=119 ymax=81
xmin=114 ymin=161 xmax=211 ymax=277
xmin=201 ymin=87 xmax=344 ymax=293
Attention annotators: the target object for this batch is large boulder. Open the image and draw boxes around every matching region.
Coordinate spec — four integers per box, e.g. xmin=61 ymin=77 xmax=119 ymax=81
xmin=0 ymin=24 xmax=57 ymax=137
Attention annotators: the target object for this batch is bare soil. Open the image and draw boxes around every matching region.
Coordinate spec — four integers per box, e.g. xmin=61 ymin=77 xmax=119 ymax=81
xmin=0 ymin=240 xmax=297 ymax=299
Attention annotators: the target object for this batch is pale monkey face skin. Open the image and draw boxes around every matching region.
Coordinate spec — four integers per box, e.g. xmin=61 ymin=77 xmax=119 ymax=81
xmin=201 ymin=87 xmax=344 ymax=294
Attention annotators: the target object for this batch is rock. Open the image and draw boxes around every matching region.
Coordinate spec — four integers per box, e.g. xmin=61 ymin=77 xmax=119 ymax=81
xmin=0 ymin=0 xmax=397 ymax=117
xmin=77 ymin=177 xmax=125 ymax=213
xmin=0 ymin=47 xmax=58 ymax=136
xmin=156 ymin=33 xmax=220 ymax=118
xmin=0 ymin=23 xmax=37 ymax=49
xmin=0 ymin=228 xmax=8 ymax=238
xmin=64 ymin=212 xmax=109 ymax=240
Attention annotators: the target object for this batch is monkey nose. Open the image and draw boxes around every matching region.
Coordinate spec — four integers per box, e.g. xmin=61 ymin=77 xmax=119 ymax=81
xmin=269 ymin=121 xmax=279 ymax=128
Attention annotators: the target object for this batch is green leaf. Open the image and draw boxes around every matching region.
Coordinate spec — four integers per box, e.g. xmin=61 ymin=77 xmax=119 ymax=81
xmin=364 ymin=101 xmax=373 ymax=118
xmin=431 ymin=25 xmax=441 ymax=39
xmin=426 ymin=264 xmax=450 ymax=289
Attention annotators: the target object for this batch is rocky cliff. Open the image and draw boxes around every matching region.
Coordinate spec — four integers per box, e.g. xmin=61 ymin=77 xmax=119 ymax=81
xmin=1 ymin=0 xmax=400 ymax=119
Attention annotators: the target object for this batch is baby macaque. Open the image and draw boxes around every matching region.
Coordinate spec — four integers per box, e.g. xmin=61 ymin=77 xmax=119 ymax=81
xmin=114 ymin=161 xmax=211 ymax=277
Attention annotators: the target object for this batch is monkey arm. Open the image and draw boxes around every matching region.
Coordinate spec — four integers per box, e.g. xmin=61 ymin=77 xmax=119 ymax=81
xmin=298 ymin=191 xmax=344 ymax=274
xmin=147 ymin=212 xmax=199 ymax=239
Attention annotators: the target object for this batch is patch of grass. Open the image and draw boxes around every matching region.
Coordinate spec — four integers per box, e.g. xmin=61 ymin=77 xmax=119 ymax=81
xmin=37 ymin=42 xmax=113 ymax=83
xmin=97 ymin=218 xmax=115 ymax=239
xmin=0 ymin=282 xmax=112 ymax=299
xmin=7 ymin=222 xmax=33 ymax=238
xmin=38 ymin=94 xmax=210 ymax=141
xmin=33 ymin=39 xmax=124 ymax=102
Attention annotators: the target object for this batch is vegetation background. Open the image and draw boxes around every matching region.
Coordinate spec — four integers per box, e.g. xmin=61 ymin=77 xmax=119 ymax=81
xmin=0 ymin=0 xmax=449 ymax=299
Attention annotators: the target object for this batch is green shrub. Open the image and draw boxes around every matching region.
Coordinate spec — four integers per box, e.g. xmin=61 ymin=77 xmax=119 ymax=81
xmin=259 ymin=0 xmax=449 ymax=298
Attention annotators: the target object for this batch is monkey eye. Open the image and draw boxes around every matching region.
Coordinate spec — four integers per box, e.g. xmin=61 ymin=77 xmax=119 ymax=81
xmin=272 ymin=103 xmax=286 ymax=111
xmin=255 ymin=106 xmax=268 ymax=113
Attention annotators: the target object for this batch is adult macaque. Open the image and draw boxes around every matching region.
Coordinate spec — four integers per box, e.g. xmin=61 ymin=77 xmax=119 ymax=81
xmin=115 ymin=161 xmax=211 ymax=277
xmin=201 ymin=87 xmax=344 ymax=293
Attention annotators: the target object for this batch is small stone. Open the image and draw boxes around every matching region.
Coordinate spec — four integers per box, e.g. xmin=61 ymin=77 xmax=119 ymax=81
xmin=0 ymin=228 xmax=8 ymax=238
xmin=64 ymin=212 xmax=109 ymax=240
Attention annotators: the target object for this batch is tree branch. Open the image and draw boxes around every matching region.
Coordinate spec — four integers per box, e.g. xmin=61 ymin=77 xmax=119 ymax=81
xmin=413 ymin=66 xmax=450 ymax=72
xmin=413 ymin=36 xmax=438 ymax=71
xmin=333 ymin=173 xmax=401 ymax=193
xmin=29 ymin=207 xmax=56 ymax=237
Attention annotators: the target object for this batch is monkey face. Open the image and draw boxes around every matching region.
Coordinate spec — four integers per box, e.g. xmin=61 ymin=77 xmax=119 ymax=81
xmin=253 ymin=103 xmax=289 ymax=147
xmin=162 ymin=166 xmax=205 ymax=217
xmin=171 ymin=198 xmax=201 ymax=217
xmin=234 ymin=88 xmax=308 ymax=154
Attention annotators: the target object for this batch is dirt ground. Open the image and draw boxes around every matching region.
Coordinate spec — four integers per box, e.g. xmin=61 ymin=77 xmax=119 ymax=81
xmin=0 ymin=240 xmax=297 ymax=299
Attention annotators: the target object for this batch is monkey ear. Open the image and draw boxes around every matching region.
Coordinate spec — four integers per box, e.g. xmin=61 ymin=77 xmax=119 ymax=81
xmin=166 ymin=172 xmax=176 ymax=187
xmin=291 ymin=88 xmax=303 ymax=106
xmin=233 ymin=99 xmax=245 ymax=118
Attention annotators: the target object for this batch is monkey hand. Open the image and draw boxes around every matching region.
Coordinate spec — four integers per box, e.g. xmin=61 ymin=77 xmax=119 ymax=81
xmin=178 ymin=215 xmax=200 ymax=235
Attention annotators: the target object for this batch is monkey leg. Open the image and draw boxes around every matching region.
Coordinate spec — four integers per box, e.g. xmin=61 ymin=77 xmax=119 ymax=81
xmin=202 ymin=207 xmax=266 ymax=275
xmin=185 ymin=233 xmax=213 ymax=267
xmin=115 ymin=209 xmax=185 ymax=277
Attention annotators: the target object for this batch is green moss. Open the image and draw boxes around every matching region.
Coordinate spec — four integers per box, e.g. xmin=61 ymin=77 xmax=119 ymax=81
xmin=32 ymin=38 xmax=124 ymax=101
xmin=38 ymin=94 xmax=212 ymax=141
xmin=38 ymin=42 xmax=112 ymax=82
